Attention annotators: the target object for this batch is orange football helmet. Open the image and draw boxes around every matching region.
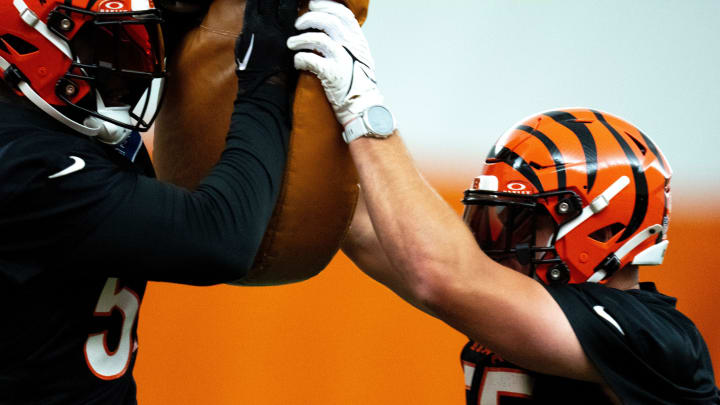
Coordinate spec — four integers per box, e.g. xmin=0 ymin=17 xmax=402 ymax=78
xmin=462 ymin=108 xmax=672 ymax=284
xmin=0 ymin=0 xmax=166 ymax=144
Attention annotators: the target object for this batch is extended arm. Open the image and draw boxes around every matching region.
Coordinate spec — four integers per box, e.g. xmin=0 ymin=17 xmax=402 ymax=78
xmin=68 ymin=0 xmax=300 ymax=284
xmin=290 ymin=0 xmax=602 ymax=382
xmin=342 ymin=189 xmax=434 ymax=315
xmin=63 ymin=85 xmax=290 ymax=285
xmin=348 ymin=132 xmax=600 ymax=382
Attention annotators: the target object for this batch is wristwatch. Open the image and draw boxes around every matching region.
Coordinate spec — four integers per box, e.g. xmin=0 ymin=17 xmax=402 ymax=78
xmin=342 ymin=105 xmax=396 ymax=144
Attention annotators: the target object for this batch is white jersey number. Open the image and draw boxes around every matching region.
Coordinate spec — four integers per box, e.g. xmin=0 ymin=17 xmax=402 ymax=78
xmin=84 ymin=277 xmax=140 ymax=380
xmin=478 ymin=367 xmax=534 ymax=404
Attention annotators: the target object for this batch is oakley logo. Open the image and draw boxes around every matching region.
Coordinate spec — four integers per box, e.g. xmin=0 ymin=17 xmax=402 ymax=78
xmin=98 ymin=0 xmax=127 ymax=11
xmin=505 ymin=182 xmax=531 ymax=194
xmin=237 ymin=34 xmax=255 ymax=71
xmin=48 ymin=156 xmax=85 ymax=179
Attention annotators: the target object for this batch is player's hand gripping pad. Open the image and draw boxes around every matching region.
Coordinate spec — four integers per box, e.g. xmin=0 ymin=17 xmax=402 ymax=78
xmin=153 ymin=0 xmax=367 ymax=285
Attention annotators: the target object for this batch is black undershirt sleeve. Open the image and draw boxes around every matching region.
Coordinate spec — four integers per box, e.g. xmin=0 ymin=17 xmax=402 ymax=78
xmin=545 ymin=283 xmax=719 ymax=404
xmin=61 ymin=84 xmax=291 ymax=285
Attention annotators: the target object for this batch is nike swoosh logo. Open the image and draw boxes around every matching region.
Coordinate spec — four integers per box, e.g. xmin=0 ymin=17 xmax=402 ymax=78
xmin=48 ymin=156 xmax=86 ymax=179
xmin=593 ymin=305 xmax=625 ymax=335
xmin=237 ymin=33 xmax=255 ymax=71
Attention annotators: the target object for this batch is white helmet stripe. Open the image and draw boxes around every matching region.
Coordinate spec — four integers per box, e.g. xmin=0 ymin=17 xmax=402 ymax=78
xmin=614 ymin=224 xmax=663 ymax=262
xmin=586 ymin=269 xmax=607 ymax=283
xmin=13 ymin=0 xmax=73 ymax=59
xmin=556 ymin=176 xmax=630 ymax=241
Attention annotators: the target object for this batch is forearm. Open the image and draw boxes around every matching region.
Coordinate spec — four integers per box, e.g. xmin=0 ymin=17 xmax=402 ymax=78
xmin=189 ymin=83 xmax=291 ymax=271
xmin=347 ymin=134 xmax=482 ymax=310
xmin=198 ymin=83 xmax=290 ymax=246
xmin=341 ymin=190 xmax=435 ymax=315
xmin=286 ymin=0 xmax=487 ymax=316
xmin=67 ymin=83 xmax=291 ymax=285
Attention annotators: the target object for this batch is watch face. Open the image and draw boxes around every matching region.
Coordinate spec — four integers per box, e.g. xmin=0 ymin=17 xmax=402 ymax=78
xmin=365 ymin=105 xmax=395 ymax=136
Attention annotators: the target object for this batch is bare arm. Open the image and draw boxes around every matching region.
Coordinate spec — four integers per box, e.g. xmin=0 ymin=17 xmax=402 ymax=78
xmin=341 ymin=189 xmax=434 ymax=315
xmin=347 ymin=134 xmax=602 ymax=382
xmin=289 ymin=0 xmax=603 ymax=383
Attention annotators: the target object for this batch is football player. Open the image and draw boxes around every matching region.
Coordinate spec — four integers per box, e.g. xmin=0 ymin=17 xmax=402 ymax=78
xmin=0 ymin=0 xmax=297 ymax=403
xmin=288 ymin=1 xmax=720 ymax=403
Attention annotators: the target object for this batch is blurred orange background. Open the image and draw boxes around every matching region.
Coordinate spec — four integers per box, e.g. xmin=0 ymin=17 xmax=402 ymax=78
xmin=134 ymin=177 xmax=720 ymax=404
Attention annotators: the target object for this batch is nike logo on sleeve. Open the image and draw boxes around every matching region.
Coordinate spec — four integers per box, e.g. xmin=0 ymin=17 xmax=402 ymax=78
xmin=237 ymin=34 xmax=255 ymax=71
xmin=593 ymin=305 xmax=625 ymax=335
xmin=48 ymin=156 xmax=86 ymax=179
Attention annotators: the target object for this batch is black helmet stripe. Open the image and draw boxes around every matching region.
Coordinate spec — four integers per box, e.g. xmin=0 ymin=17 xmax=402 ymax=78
xmin=638 ymin=130 xmax=668 ymax=173
xmin=497 ymin=147 xmax=545 ymax=193
xmin=545 ymin=111 xmax=598 ymax=192
xmin=593 ymin=111 xmax=649 ymax=243
xmin=517 ymin=125 xmax=567 ymax=190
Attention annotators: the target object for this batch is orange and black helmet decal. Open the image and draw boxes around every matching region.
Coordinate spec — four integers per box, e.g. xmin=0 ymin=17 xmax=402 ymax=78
xmin=545 ymin=110 xmax=598 ymax=192
xmin=471 ymin=108 xmax=672 ymax=284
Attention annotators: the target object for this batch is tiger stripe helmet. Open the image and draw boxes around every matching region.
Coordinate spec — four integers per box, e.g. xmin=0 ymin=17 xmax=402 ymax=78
xmin=462 ymin=108 xmax=672 ymax=284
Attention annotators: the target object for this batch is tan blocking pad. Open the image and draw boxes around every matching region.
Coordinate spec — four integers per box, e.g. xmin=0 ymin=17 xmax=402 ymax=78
xmin=153 ymin=0 xmax=244 ymax=189
xmin=153 ymin=0 xmax=366 ymax=285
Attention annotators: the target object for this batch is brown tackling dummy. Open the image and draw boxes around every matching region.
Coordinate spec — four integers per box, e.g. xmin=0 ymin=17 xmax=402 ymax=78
xmin=153 ymin=0 xmax=367 ymax=285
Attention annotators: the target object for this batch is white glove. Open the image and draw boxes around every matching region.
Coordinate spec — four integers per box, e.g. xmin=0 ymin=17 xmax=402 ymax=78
xmin=287 ymin=0 xmax=383 ymax=126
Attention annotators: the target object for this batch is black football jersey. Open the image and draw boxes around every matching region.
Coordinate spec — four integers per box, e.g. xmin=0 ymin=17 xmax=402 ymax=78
xmin=0 ymin=84 xmax=289 ymax=404
xmin=461 ymin=341 xmax=611 ymax=404
xmin=461 ymin=282 xmax=720 ymax=404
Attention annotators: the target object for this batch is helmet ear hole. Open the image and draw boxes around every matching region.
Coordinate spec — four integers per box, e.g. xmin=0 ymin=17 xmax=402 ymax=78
xmin=0 ymin=34 xmax=38 ymax=55
xmin=588 ymin=223 xmax=625 ymax=243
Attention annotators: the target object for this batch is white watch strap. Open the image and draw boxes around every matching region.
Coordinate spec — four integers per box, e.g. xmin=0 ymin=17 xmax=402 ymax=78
xmin=342 ymin=117 xmax=368 ymax=144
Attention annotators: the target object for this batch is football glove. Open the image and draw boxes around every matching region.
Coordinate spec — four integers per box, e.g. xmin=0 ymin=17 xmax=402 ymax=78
xmin=236 ymin=0 xmax=299 ymax=94
xmin=287 ymin=0 xmax=383 ymax=126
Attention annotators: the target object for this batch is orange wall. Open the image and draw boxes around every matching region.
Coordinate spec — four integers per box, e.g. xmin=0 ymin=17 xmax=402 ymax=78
xmin=134 ymin=181 xmax=720 ymax=403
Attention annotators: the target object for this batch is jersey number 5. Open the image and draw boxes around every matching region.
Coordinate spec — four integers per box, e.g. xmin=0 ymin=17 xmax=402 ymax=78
xmin=478 ymin=367 xmax=534 ymax=404
xmin=84 ymin=277 xmax=140 ymax=380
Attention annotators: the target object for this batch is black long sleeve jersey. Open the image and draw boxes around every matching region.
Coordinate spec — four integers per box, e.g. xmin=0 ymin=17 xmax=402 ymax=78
xmin=461 ymin=282 xmax=720 ymax=404
xmin=0 ymin=84 xmax=290 ymax=404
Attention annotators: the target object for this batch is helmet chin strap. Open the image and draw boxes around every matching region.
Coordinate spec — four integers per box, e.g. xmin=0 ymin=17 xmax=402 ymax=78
xmin=586 ymin=224 xmax=664 ymax=283
xmin=0 ymin=55 xmax=131 ymax=144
